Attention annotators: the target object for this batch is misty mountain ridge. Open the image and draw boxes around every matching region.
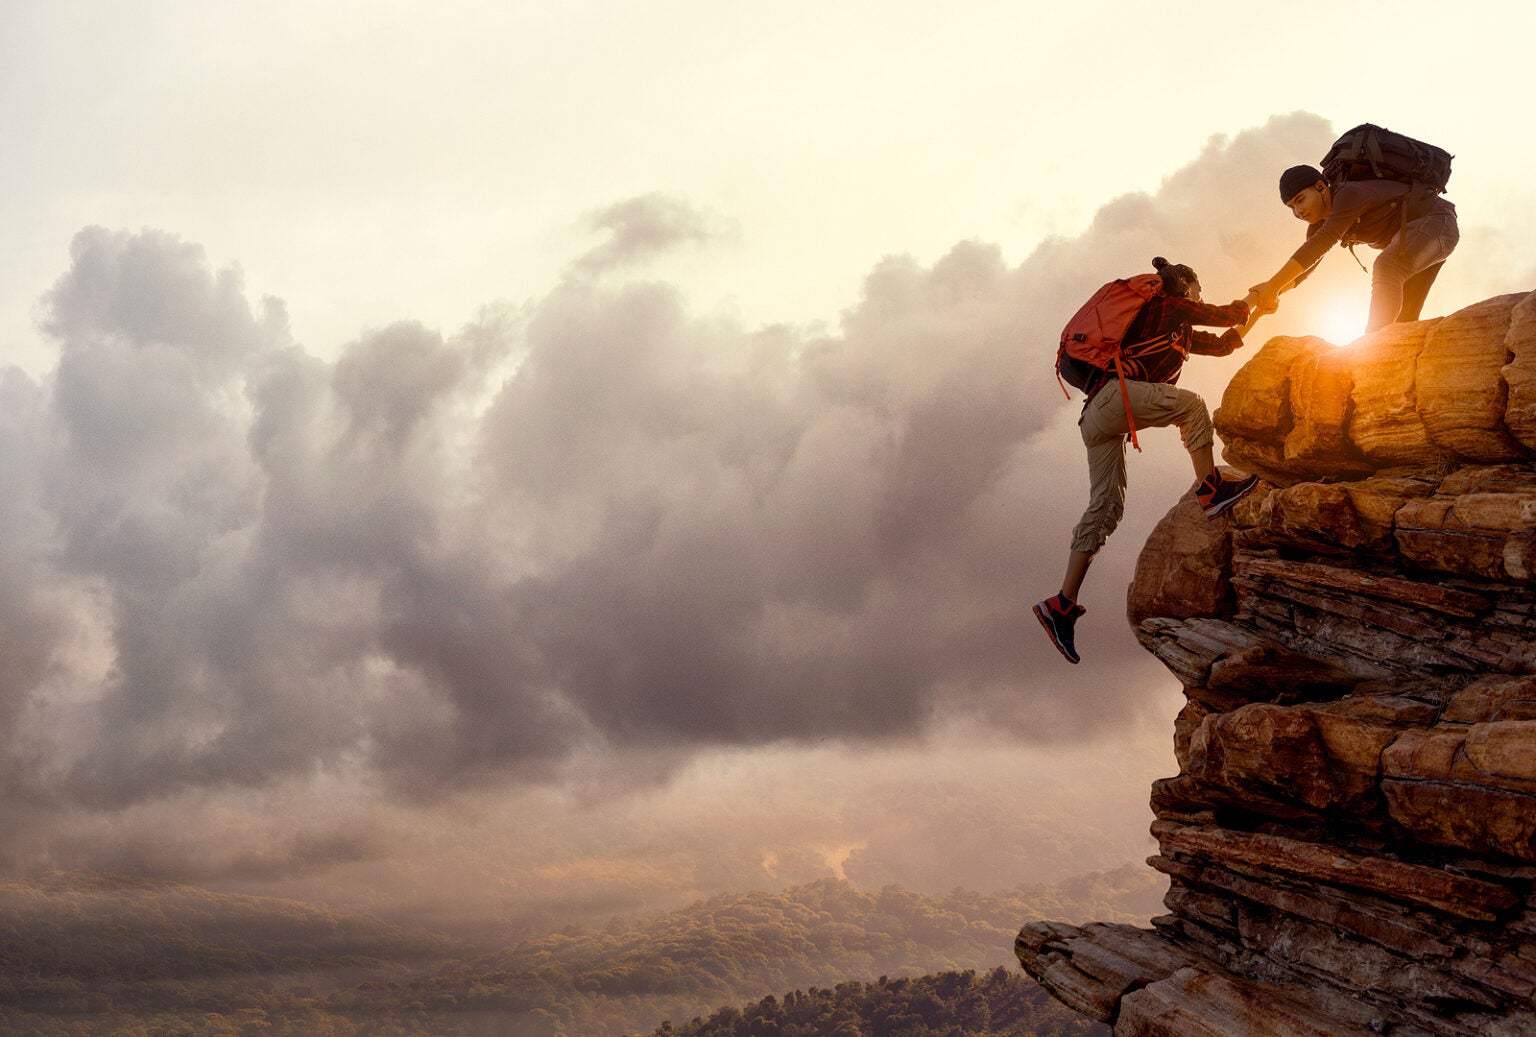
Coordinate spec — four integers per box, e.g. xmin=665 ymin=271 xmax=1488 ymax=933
xmin=0 ymin=867 xmax=1159 ymax=1035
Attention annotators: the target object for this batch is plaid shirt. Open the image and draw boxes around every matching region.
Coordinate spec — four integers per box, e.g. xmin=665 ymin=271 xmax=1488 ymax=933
xmin=1104 ymin=294 xmax=1249 ymax=388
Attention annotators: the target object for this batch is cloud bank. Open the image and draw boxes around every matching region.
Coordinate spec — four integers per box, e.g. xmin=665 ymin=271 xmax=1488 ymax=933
xmin=1 ymin=116 xmax=1342 ymax=860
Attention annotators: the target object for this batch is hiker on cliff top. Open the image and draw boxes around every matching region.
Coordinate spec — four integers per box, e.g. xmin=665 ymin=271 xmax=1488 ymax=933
xmin=1248 ymin=162 xmax=1460 ymax=336
xmin=1034 ymin=257 xmax=1261 ymax=665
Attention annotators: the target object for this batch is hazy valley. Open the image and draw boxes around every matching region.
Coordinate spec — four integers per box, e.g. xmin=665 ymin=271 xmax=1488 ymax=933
xmin=0 ymin=867 xmax=1160 ymax=1035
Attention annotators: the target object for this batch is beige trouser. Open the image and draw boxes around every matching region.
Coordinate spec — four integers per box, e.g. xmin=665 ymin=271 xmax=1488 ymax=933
xmin=1070 ymin=380 xmax=1213 ymax=554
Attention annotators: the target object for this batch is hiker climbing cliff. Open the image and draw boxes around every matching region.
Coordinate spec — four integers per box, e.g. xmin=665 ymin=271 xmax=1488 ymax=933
xmin=1035 ymin=257 xmax=1260 ymax=665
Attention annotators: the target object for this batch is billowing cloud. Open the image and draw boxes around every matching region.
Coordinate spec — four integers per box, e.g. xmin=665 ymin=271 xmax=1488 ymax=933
xmin=573 ymin=192 xmax=729 ymax=276
xmin=1 ymin=116 xmax=1354 ymax=847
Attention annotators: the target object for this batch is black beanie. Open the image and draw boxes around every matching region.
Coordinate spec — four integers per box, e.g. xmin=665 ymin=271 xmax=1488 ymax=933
xmin=1279 ymin=164 xmax=1324 ymax=203
xmin=1151 ymin=256 xmax=1199 ymax=300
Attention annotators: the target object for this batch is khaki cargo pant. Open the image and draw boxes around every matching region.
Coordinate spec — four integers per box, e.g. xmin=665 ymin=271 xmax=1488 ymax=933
xmin=1070 ymin=379 xmax=1213 ymax=554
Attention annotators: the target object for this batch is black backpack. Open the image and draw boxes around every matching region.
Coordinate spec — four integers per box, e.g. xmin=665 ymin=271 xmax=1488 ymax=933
xmin=1320 ymin=123 xmax=1452 ymax=194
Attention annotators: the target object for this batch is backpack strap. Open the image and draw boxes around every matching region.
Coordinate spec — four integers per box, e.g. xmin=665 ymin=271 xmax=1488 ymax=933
xmin=1081 ymin=363 xmax=1139 ymax=451
xmin=1114 ymin=362 xmax=1141 ymax=452
xmin=1324 ymin=172 xmax=1371 ymax=271
xmin=1104 ymin=329 xmax=1176 ymax=453
xmin=1363 ymin=130 xmax=1386 ymax=179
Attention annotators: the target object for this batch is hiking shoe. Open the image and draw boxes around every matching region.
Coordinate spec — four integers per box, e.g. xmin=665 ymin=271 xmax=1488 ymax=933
xmin=1197 ymin=472 xmax=1260 ymax=518
xmin=1034 ymin=594 xmax=1086 ymax=665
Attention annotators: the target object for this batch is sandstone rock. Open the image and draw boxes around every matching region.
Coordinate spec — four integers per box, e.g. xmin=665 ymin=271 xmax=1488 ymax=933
xmin=1214 ymin=336 xmax=1326 ymax=487
xmin=1395 ymin=487 xmax=1536 ymax=582
xmin=1442 ymin=676 xmax=1536 ymax=723
xmin=1248 ymin=481 xmax=1381 ymax=554
xmin=1381 ymin=777 xmax=1536 ymax=867
xmin=1235 ymin=557 xmax=1491 ymax=618
xmin=1382 ymin=723 xmax=1536 ymax=862
xmin=1133 ymin=617 xmax=1273 ymax=692
xmin=1283 ymin=345 xmax=1362 ymax=472
xmin=1126 ymin=491 xmax=1234 ymax=629
xmin=1465 ymin=721 xmax=1536 ymax=786
xmin=1156 ymin=825 xmax=1520 ymax=920
xmin=1504 ymin=291 xmax=1536 ymax=451
xmin=1205 ymin=642 xmax=1359 ymax=710
xmin=1176 ymin=864 xmax=1459 ymax=959
xmin=1216 ymin=433 xmax=1292 ymax=487
xmin=1212 ymin=335 xmax=1318 ymax=442
xmin=1418 ymin=294 xmax=1526 ymax=462
xmin=1172 ymin=699 xmax=1213 ymax=770
xmin=1116 ymin=966 xmax=1381 ymax=1037
xmin=1340 ymin=474 xmax=1436 ymax=542
xmin=1340 ymin=319 xmax=1443 ymax=466
xmin=1183 ymin=701 xmax=1387 ymax=818
xmin=1014 ymin=921 xmax=1203 ymax=1022
xmin=1216 ymin=293 xmax=1536 ymax=482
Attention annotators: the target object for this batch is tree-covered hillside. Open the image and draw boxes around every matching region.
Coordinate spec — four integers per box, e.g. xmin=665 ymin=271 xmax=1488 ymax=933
xmin=638 ymin=968 xmax=1107 ymax=1037
xmin=0 ymin=869 xmax=1154 ymax=1035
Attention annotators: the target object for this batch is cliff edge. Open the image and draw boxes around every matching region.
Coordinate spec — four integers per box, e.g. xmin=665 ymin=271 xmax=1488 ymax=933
xmin=1016 ymin=290 xmax=1536 ymax=1036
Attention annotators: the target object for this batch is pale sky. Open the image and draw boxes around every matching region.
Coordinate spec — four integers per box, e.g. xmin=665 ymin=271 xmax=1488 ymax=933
xmin=2 ymin=1 xmax=1533 ymax=922
xmin=6 ymin=1 xmax=1533 ymax=369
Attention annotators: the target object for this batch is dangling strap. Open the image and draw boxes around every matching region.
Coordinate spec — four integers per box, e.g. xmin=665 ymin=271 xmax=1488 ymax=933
xmin=1110 ymin=330 xmax=1172 ymax=454
xmin=1111 ymin=360 xmax=1141 ymax=452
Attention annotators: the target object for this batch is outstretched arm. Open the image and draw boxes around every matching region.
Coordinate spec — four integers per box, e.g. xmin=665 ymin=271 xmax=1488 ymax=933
xmin=1239 ymin=260 xmax=1308 ymax=337
xmin=1252 ymin=258 xmax=1307 ymax=314
xmin=1238 ymin=288 xmax=1272 ymax=337
xmin=1249 ymin=180 xmax=1388 ymax=322
xmin=1178 ymin=296 xmax=1256 ymax=357
xmin=1161 ymin=295 xmax=1251 ymax=329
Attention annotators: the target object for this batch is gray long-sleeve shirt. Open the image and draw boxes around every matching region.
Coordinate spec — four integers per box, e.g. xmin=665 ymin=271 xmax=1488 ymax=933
xmin=1290 ymin=179 xmax=1412 ymax=270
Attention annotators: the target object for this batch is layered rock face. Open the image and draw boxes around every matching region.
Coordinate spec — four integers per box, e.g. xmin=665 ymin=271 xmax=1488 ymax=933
xmin=1017 ymin=291 xmax=1536 ymax=1036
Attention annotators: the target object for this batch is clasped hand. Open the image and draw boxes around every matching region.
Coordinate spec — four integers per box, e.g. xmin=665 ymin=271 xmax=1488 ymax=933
xmin=1245 ymin=285 xmax=1279 ymax=317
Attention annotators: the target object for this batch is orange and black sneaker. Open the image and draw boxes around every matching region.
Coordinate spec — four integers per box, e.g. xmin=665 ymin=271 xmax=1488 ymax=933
xmin=1033 ymin=593 xmax=1086 ymax=664
xmin=1197 ymin=471 xmax=1260 ymax=518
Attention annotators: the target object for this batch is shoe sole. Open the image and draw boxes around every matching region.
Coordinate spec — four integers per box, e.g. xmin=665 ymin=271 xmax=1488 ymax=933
xmin=1033 ymin=604 xmax=1080 ymax=664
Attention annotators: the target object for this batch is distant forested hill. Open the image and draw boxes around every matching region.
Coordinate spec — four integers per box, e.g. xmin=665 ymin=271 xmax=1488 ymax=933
xmin=636 ymin=968 xmax=1107 ymax=1037
xmin=0 ymin=869 xmax=1155 ymax=1036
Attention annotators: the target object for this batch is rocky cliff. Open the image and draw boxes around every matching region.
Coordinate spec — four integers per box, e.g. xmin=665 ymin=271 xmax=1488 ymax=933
xmin=1016 ymin=290 xmax=1536 ymax=1036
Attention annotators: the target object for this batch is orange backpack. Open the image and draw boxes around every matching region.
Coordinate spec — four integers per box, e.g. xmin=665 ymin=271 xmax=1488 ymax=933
xmin=1055 ymin=273 xmax=1163 ymax=450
